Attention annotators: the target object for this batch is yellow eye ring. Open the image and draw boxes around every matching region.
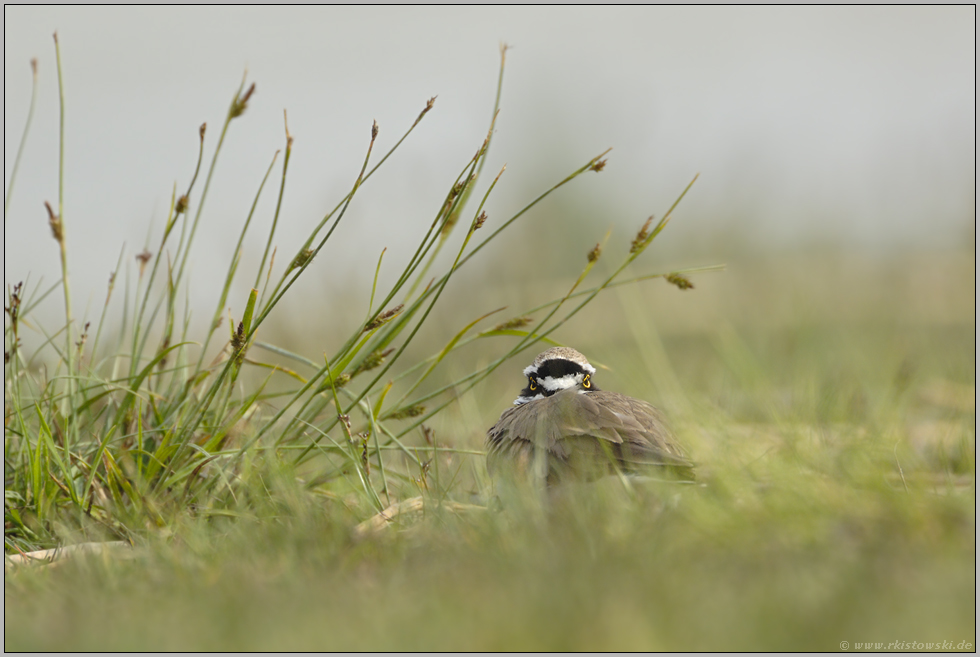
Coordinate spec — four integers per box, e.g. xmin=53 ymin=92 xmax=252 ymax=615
xmin=582 ymin=374 xmax=591 ymax=389
xmin=528 ymin=377 xmax=537 ymax=391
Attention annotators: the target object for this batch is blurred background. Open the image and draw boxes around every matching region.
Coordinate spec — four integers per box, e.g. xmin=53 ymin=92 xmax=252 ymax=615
xmin=5 ymin=7 xmax=975 ymax=339
xmin=3 ymin=5 xmax=975 ymax=446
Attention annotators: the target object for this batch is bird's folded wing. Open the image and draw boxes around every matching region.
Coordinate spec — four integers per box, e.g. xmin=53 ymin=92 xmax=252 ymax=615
xmin=486 ymin=389 xmax=692 ymax=471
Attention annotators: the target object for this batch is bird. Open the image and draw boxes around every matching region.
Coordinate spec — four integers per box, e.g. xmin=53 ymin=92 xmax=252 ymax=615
xmin=486 ymin=347 xmax=694 ymax=485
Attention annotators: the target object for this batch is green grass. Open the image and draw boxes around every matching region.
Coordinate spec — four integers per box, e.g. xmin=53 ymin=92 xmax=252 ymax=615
xmin=4 ymin=315 xmax=975 ymax=650
xmin=4 ymin=40 xmax=975 ymax=651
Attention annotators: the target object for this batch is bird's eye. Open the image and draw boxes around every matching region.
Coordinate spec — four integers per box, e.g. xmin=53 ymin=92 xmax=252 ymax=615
xmin=582 ymin=374 xmax=591 ymax=389
xmin=528 ymin=377 xmax=537 ymax=391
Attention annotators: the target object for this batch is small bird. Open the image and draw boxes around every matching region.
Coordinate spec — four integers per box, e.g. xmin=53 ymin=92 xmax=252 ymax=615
xmin=486 ymin=347 xmax=693 ymax=485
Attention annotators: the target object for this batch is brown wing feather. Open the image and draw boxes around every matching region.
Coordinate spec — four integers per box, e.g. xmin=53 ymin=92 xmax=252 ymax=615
xmin=486 ymin=388 xmax=694 ymax=482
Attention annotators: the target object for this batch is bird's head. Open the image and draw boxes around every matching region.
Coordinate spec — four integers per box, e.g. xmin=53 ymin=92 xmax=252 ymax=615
xmin=513 ymin=347 xmax=597 ymax=405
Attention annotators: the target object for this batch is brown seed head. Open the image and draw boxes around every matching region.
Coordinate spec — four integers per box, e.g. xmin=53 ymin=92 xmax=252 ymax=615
xmin=630 ymin=216 xmax=654 ymax=253
xmin=230 ymin=83 xmax=256 ymax=118
xmin=231 ymin=321 xmax=246 ymax=354
xmin=665 ymin=272 xmax=695 ymax=290
xmin=136 ymin=250 xmax=153 ymax=277
xmin=589 ymin=158 xmax=607 ymax=173
xmin=365 ymin=304 xmax=404 ymax=332
xmin=416 ymin=96 xmax=437 ymax=125
xmin=385 ymin=404 xmax=426 ymax=420
xmin=5 ymin=282 xmax=23 ymax=319
xmin=475 ymin=137 xmax=489 ymax=161
xmin=451 ymin=180 xmax=465 ymax=200
xmin=5 ymin=283 xmax=24 ymax=343
xmin=371 ymin=120 xmax=379 ymax=141
xmin=76 ymin=322 xmax=91 ymax=350
xmin=587 ymin=242 xmax=602 ymax=263
xmin=492 ymin=316 xmax=532 ymax=331
xmin=44 ymin=202 xmax=63 ymax=243
xmin=325 ymin=372 xmax=351 ymax=391
xmin=360 ymin=439 xmax=371 ymax=474
xmin=473 ymin=211 xmax=487 ymax=231
xmin=353 ymin=347 xmax=395 ymax=375
xmin=175 ymin=195 xmax=189 ymax=214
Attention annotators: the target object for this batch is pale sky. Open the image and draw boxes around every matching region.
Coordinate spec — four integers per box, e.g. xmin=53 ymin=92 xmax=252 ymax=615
xmin=4 ymin=6 xmax=975 ymax=327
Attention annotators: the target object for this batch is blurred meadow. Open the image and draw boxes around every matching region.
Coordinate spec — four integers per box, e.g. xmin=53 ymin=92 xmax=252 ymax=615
xmin=4 ymin=6 xmax=976 ymax=652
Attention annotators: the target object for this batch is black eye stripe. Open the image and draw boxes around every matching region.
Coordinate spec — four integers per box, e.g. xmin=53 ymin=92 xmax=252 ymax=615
xmin=535 ymin=359 xmax=587 ymax=379
xmin=517 ymin=358 xmax=593 ymax=404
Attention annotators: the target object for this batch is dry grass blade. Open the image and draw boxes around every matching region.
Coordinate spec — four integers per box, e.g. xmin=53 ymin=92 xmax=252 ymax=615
xmin=4 ymin=541 xmax=133 ymax=571
xmin=352 ymin=496 xmax=488 ymax=541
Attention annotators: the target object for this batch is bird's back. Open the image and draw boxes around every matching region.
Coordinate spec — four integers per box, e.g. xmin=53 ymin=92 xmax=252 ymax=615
xmin=486 ymin=388 xmax=694 ymax=484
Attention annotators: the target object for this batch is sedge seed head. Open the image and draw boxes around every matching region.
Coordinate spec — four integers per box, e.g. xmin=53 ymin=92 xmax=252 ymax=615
xmin=365 ymin=304 xmax=404 ymax=332
xmin=475 ymin=137 xmax=489 ymax=161
xmin=587 ymin=243 xmax=602 ymax=263
xmin=44 ymin=202 xmax=63 ymax=243
xmin=75 ymin=323 xmax=90 ymax=350
xmin=665 ymin=272 xmax=695 ymax=290
xmin=136 ymin=250 xmax=153 ymax=277
xmin=324 ymin=372 xmax=351 ymax=391
xmin=229 ymin=83 xmax=255 ymax=119
xmin=289 ymin=248 xmax=314 ymax=272
xmin=135 ymin=251 xmax=153 ymax=278
xmin=473 ymin=211 xmax=487 ymax=231
xmin=493 ymin=316 xmax=532 ymax=331
xmin=386 ymin=404 xmax=426 ymax=420
xmin=416 ymin=96 xmax=437 ymax=125
xmin=231 ymin=321 xmax=246 ymax=353
xmin=630 ymin=216 xmax=654 ymax=254
xmin=353 ymin=347 xmax=395 ymax=375
xmin=5 ymin=282 xmax=23 ymax=322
